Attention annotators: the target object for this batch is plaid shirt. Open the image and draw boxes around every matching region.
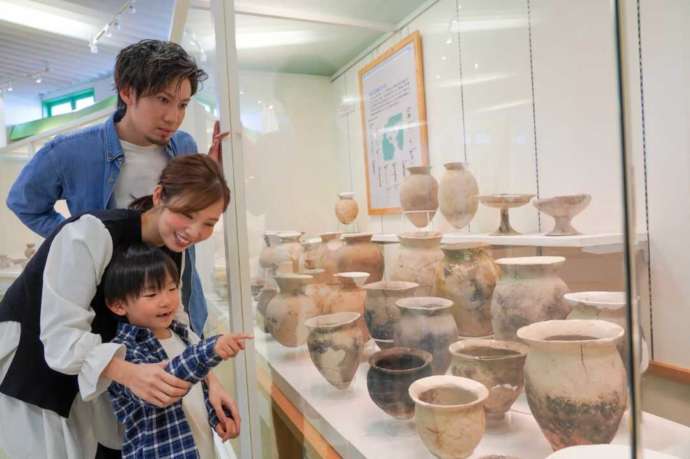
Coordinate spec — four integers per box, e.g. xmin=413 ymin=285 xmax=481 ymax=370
xmin=109 ymin=321 xmax=223 ymax=458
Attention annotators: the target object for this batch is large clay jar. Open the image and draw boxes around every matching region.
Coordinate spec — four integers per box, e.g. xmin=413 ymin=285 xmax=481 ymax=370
xmin=301 ymin=238 xmax=321 ymax=270
xmin=335 ymin=233 xmax=384 ymax=283
xmin=439 ymin=162 xmax=479 ymax=230
xmin=273 ymin=231 xmax=304 ymax=273
xmin=491 ymin=256 xmax=570 ymax=341
xmin=390 ymin=231 xmax=444 ymax=296
xmin=563 ymin=291 xmax=650 ymax=373
xmin=367 ymin=347 xmax=432 ymax=419
xmin=256 ymin=275 xmax=277 ymax=333
xmin=394 ymin=297 xmax=458 ymax=375
xmin=517 ymin=320 xmax=627 ymax=451
xmin=400 ymin=165 xmax=439 ymax=227
xmin=317 ymin=232 xmax=343 ymax=281
xmin=434 ymin=242 xmax=499 ymax=337
xmin=324 ymin=272 xmax=370 ymax=340
xmin=335 ymin=192 xmax=359 ymax=225
xmin=409 ymin=375 xmax=489 ymax=459
xmin=305 ymin=312 xmax=364 ymax=390
xmin=362 ymin=281 xmax=418 ymax=349
xmin=265 ymin=274 xmax=319 ymax=347
xmin=449 ymin=339 xmax=527 ymax=425
xmin=301 ymin=268 xmax=333 ymax=315
xmin=258 ymin=231 xmax=280 ymax=272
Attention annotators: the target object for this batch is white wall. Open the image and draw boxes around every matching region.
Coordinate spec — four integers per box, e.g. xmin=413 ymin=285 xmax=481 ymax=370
xmin=41 ymin=75 xmax=116 ymax=104
xmin=2 ymin=93 xmax=43 ymax=126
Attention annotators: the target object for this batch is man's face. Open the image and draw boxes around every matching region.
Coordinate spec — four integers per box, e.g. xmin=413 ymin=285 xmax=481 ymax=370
xmin=120 ymin=78 xmax=192 ymax=146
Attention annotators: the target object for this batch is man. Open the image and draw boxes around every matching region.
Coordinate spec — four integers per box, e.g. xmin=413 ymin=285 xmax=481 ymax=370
xmin=7 ymin=39 xmax=226 ymax=335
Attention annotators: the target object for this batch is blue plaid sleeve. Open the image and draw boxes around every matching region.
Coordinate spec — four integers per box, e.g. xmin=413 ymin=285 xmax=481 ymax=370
xmin=165 ymin=335 xmax=223 ymax=384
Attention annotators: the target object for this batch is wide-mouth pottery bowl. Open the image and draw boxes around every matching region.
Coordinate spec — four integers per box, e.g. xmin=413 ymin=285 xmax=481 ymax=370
xmin=532 ymin=194 xmax=591 ymax=236
xmin=478 ymin=194 xmax=535 ymax=235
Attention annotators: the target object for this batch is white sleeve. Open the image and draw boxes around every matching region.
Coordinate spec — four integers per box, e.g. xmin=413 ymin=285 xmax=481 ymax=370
xmin=174 ymin=249 xmax=192 ymax=328
xmin=40 ymin=214 xmax=125 ymax=401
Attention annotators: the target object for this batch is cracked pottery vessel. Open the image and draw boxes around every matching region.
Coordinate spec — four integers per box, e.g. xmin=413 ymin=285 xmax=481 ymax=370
xmin=335 ymin=233 xmax=384 ymax=283
xmin=273 ymin=231 xmax=304 ymax=273
xmin=400 ymin=166 xmax=439 ymax=227
xmin=265 ymin=274 xmax=320 ymax=347
xmin=449 ymin=339 xmax=527 ymax=425
xmin=517 ymin=320 xmax=627 ymax=451
xmin=305 ymin=312 xmax=364 ymax=390
xmin=324 ymin=272 xmax=370 ymax=340
xmin=367 ymin=347 xmax=432 ymax=419
xmin=439 ymin=162 xmax=479 ymax=230
xmin=394 ymin=297 xmax=458 ymax=375
xmin=409 ymin=375 xmax=489 ymax=459
xmin=390 ymin=231 xmax=444 ymax=296
xmin=335 ymin=192 xmax=359 ymax=225
xmin=478 ymin=194 xmax=534 ymax=235
xmin=564 ymin=291 xmax=649 ymax=373
xmin=317 ymin=232 xmax=344 ymax=281
xmin=362 ymin=281 xmax=419 ymax=349
xmin=491 ymin=256 xmax=570 ymax=341
xmin=533 ymin=194 xmax=591 ymax=236
xmin=434 ymin=242 xmax=499 ymax=337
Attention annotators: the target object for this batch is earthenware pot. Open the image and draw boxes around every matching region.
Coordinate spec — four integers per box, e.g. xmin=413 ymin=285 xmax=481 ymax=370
xmin=439 ymin=162 xmax=479 ymax=230
xmin=362 ymin=281 xmax=418 ymax=349
xmin=394 ymin=297 xmax=458 ymax=374
xmin=400 ymin=166 xmax=438 ymax=227
xmin=367 ymin=347 xmax=432 ymax=419
xmin=390 ymin=231 xmax=444 ymax=296
xmin=478 ymin=194 xmax=534 ymax=235
xmin=273 ymin=231 xmax=303 ymax=273
xmin=409 ymin=375 xmax=489 ymax=459
xmin=317 ymin=232 xmax=343 ymax=281
xmin=335 ymin=191 xmax=358 ymax=225
xmin=305 ymin=312 xmax=364 ymax=390
xmin=324 ymin=272 xmax=370 ymax=340
xmin=434 ymin=242 xmax=499 ymax=336
xmin=301 ymin=268 xmax=333 ymax=315
xmin=256 ymin=270 xmax=277 ymax=333
xmin=265 ymin=274 xmax=319 ymax=347
xmin=518 ymin=320 xmax=627 ymax=450
xmin=258 ymin=231 xmax=280 ymax=271
xmin=533 ymin=194 xmax=591 ymax=236
xmin=335 ymin=233 xmax=384 ymax=283
xmin=449 ymin=339 xmax=527 ymax=425
xmin=301 ymin=237 xmax=322 ymax=270
xmin=491 ymin=256 xmax=570 ymax=340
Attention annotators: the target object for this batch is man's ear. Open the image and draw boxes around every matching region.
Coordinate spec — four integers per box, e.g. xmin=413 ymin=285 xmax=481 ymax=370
xmin=119 ymin=86 xmax=136 ymax=107
xmin=107 ymin=299 xmax=128 ymax=317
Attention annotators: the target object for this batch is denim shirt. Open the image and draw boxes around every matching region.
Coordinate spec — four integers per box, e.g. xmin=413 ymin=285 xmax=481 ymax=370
xmin=7 ymin=111 xmax=209 ymax=333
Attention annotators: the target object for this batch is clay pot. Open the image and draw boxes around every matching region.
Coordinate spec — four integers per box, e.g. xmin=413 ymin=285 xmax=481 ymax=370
xmin=301 ymin=238 xmax=322 ymax=270
xmin=394 ymin=297 xmax=458 ymax=374
xmin=518 ymin=320 xmax=627 ymax=450
xmin=409 ymin=375 xmax=489 ymax=459
xmin=367 ymin=347 xmax=432 ymax=419
xmin=316 ymin=232 xmax=343 ymax=281
xmin=533 ymin=194 xmax=591 ymax=236
xmin=491 ymin=256 xmax=570 ymax=341
xmin=305 ymin=312 xmax=364 ymax=390
xmin=478 ymin=194 xmax=534 ymax=235
xmin=434 ymin=242 xmax=499 ymax=337
xmin=399 ymin=166 xmax=438 ymax=227
xmin=324 ymin=272 xmax=370 ymax=340
xmin=362 ymin=281 xmax=418 ymax=349
xmin=258 ymin=231 xmax=280 ymax=271
xmin=265 ymin=274 xmax=320 ymax=347
xmin=449 ymin=339 xmax=527 ymax=425
xmin=390 ymin=231 xmax=444 ymax=296
xmin=335 ymin=233 xmax=384 ymax=283
xmin=564 ymin=291 xmax=649 ymax=373
xmin=256 ymin=274 xmax=277 ymax=333
xmin=439 ymin=162 xmax=479 ymax=230
xmin=301 ymin=268 xmax=333 ymax=315
xmin=273 ymin=231 xmax=304 ymax=273
xmin=335 ymin=192 xmax=359 ymax=225
xmin=24 ymin=243 xmax=37 ymax=260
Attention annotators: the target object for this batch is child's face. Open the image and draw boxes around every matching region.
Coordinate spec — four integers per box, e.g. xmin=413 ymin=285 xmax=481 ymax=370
xmin=111 ymin=275 xmax=180 ymax=335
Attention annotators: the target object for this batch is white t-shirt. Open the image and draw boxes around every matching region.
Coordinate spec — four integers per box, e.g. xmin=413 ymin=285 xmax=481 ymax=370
xmin=110 ymin=140 xmax=168 ymax=208
xmin=159 ymin=332 xmax=216 ymax=459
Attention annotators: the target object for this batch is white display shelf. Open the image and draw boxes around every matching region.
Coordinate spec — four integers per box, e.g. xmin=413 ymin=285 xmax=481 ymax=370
xmin=371 ymin=232 xmax=648 ymax=254
xmin=254 ymin=327 xmax=690 ymax=459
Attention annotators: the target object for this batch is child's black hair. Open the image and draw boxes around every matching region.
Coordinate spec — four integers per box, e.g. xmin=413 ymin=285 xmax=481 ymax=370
xmin=103 ymin=243 xmax=180 ymax=306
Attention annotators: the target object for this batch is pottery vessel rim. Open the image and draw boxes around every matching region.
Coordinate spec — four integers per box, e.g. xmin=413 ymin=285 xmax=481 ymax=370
xmin=369 ymin=347 xmax=433 ymax=374
xmin=301 ymin=237 xmax=321 ymax=246
xmin=277 ymin=231 xmax=302 ymax=240
xmin=443 ymin=161 xmax=470 ymax=169
xmin=533 ymin=193 xmax=591 ymax=207
xmin=300 ymin=268 xmax=326 ymax=275
xmin=319 ymin=231 xmax=342 ymax=240
xmin=496 ymin=256 xmax=565 ymax=266
xmin=545 ymin=444 xmax=678 ymax=459
xmin=409 ymin=375 xmax=489 ymax=410
xmin=396 ymin=296 xmax=453 ymax=312
xmin=517 ymin=319 xmax=624 ymax=347
xmin=398 ymin=231 xmax=443 ymax=241
xmin=563 ymin=291 xmax=625 ymax=310
xmin=362 ymin=280 xmax=419 ymax=291
xmin=334 ymin=271 xmax=370 ymax=280
xmin=478 ymin=193 xmax=535 ymax=207
xmin=342 ymin=232 xmax=373 ymax=243
xmin=338 ymin=191 xmax=355 ymax=199
xmin=449 ymin=339 xmax=528 ymax=361
xmin=407 ymin=165 xmax=432 ymax=174
xmin=441 ymin=242 xmax=490 ymax=251
xmin=305 ymin=311 xmax=361 ymax=330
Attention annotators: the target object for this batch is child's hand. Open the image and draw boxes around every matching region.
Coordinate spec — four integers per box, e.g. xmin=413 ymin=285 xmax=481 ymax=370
xmin=214 ymin=416 xmax=239 ymax=441
xmin=214 ymin=333 xmax=253 ymax=359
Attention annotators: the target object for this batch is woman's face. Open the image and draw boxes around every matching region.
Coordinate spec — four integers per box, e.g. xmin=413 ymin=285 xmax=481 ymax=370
xmin=158 ymin=198 xmax=224 ymax=252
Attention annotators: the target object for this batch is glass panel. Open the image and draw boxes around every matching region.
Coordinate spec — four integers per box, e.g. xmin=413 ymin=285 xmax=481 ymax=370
xmin=74 ymin=95 xmax=95 ymax=111
xmin=50 ymin=100 xmax=73 ymax=116
xmin=221 ymin=0 xmax=690 ymax=457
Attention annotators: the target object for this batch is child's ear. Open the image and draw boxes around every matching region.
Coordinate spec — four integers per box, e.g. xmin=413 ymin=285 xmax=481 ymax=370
xmin=106 ymin=300 xmax=128 ymax=317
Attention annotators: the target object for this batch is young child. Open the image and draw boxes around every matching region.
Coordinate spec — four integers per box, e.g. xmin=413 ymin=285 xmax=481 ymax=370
xmin=104 ymin=243 xmax=252 ymax=459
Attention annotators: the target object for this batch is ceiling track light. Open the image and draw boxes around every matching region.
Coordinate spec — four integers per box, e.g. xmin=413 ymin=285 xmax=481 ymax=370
xmin=88 ymin=0 xmax=135 ymax=53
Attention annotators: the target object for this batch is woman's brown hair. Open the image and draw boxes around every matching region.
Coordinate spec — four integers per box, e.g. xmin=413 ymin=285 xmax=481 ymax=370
xmin=130 ymin=154 xmax=230 ymax=213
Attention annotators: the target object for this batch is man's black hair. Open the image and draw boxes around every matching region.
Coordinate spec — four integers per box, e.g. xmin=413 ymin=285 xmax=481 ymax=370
xmin=114 ymin=39 xmax=208 ymax=117
xmin=103 ymin=243 xmax=180 ymax=306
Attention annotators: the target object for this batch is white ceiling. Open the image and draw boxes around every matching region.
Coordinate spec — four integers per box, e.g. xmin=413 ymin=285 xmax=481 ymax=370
xmin=0 ymin=0 xmax=426 ymax=104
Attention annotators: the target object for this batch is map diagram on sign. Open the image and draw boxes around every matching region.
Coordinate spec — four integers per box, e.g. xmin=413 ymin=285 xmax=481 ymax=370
xmin=382 ymin=113 xmax=404 ymax=161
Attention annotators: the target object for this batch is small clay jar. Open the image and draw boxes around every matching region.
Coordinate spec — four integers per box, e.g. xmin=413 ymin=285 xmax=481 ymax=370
xmin=335 ymin=192 xmax=359 ymax=225
xmin=390 ymin=231 xmax=444 ymax=296
xmin=399 ymin=165 xmax=439 ymax=227
xmin=265 ymin=274 xmax=319 ymax=347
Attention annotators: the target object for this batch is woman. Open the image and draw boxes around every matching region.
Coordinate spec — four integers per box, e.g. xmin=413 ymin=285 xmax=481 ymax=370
xmin=0 ymin=154 xmax=238 ymax=459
